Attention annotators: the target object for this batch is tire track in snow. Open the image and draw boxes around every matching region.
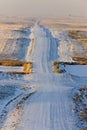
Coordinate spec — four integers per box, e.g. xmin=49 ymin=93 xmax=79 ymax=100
xmin=18 ymin=24 xmax=78 ymax=130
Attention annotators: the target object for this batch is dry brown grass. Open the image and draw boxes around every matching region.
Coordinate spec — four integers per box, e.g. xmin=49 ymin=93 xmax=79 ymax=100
xmin=0 ymin=59 xmax=32 ymax=67
xmin=82 ymin=128 xmax=87 ymax=130
xmin=68 ymin=30 xmax=87 ymax=49
xmin=41 ymin=19 xmax=87 ymax=32
xmin=68 ymin=30 xmax=87 ymax=64
xmin=23 ymin=62 xmax=33 ymax=74
xmin=72 ymin=56 xmax=87 ymax=65
xmin=0 ymin=59 xmax=25 ymax=66
xmin=0 ymin=23 xmax=24 ymax=31
xmin=73 ymin=87 xmax=87 ymax=129
xmin=80 ymin=111 xmax=87 ymax=121
xmin=0 ymin=59 xmax=33 ymax=74
xmin=53 ymin=61 xmax=64 ymax=73
xmin=1 ymin=71 xmax=32 ymax=75
xmin=69 ymin=30 xmax=82 ymax=39
xmin=58 ymin=61 xmax=78 ymax=65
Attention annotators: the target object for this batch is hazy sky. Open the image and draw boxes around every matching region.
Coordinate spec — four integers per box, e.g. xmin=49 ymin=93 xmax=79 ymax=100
xmin=0 ymin=0 xmax=87 ymax=17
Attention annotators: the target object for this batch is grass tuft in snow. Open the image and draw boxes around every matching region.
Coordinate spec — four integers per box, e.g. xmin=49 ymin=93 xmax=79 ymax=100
xmin=23 ymin=62 xmax=33 ymax=74
xmin=53 ymin=61 xmax=65 ymax=73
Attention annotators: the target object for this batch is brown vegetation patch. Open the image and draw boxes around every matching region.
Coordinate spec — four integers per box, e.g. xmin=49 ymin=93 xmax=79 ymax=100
xmin=68 ymin=30 xmax=84 ymax=39
xmin=68 ymin=30 xmax=87 ymax=53
xmin=82 ymin=128 xmax=87 ymax=130
xmin=7 ymin=62 xmax=33 ymax=74
xmin=68 ymin=30 xmax=87 ymax=64
xmin=0 ymin=60 xmax=33 ymax=74
xmin=23 ymin=62 xmax=33 ymax=74
xmin=41 ymin=19 xmax=87 ymax=29
xmin=53 ymin=61 xmax=65 ymax=73
xmin=73 ymin=87 xmax=87 ymax=129
xmin=0 ymin=71 xmax=26 ymax=75
xmin=0 ymin=60 xmax=25 ymax=66
xmin=58 ymin=61 xmax=78 ymax=65
xmin=72 ymin=56 xmax=87 ymax=65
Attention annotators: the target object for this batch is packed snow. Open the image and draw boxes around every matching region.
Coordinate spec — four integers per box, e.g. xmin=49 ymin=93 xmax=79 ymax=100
xmin=18 ymin=24 xmax=82 ymax=130
xmin=65 ymin=65 xmax=87 ymax=77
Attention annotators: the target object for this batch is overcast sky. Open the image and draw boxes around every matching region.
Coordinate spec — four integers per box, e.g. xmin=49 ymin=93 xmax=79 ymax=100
xmin=0 ymin=0 xmax=87 ymax=17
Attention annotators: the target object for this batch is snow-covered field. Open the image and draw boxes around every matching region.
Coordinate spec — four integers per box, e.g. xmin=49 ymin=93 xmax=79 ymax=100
xmin=0 ymin=20 xmax=87 ymax=130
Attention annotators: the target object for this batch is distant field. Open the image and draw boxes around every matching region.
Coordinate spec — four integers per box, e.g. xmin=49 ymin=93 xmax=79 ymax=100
xmin=41 ymin=18 xmax=87 ymax=30
xmin=68 ymin=30 xmax=87 ymax=64
xmin=0 ymin=22 xmax=32 ymax=60
xmin=41 ymin=18 xmax=87 ymax=65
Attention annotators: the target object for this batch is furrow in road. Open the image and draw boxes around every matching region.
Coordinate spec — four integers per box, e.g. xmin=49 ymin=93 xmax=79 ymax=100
xmin=32 ymin=36 xmax=50 ymax=73
xmin=18 ymin=24 xmax=77 ymax=130
xmin=28 ymin=24 xmax=58 ymax=73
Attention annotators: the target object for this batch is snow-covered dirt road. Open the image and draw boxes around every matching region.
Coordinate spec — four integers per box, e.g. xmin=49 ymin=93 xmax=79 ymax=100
xmin=18 ymin=24 xmax=79 ymax=130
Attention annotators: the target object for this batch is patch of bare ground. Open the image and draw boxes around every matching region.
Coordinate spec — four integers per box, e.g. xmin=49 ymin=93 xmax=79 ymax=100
xmin=72 ymin=87 xmax=87 ymax=129
xmin=53 ymin=61 xmax=65 ymax=73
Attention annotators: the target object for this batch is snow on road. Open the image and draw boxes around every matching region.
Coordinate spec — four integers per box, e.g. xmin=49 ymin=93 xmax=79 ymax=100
xmin=18 ymin=24 xmax=78 ymax=130
xmin=27 ymin=24 xmax=58 ymax=73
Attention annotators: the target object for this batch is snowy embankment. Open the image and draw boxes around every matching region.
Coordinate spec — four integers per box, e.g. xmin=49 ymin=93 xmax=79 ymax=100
xmin=0 ymin=25 xmax=34 ymax=129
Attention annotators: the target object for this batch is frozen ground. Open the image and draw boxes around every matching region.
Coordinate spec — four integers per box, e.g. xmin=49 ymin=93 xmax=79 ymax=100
xmin=0 ymin=25 xmax=31 ymax=60
xmin=65 ymin=65 xmax=87 ymax=77
xmin=0 ymin=22 xmax=87 ymax=130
